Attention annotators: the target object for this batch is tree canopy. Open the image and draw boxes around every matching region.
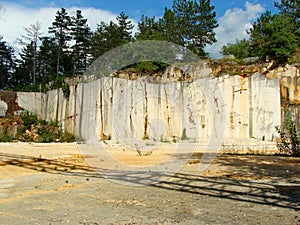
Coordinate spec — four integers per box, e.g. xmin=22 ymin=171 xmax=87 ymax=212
xmin=248 ymin=12 xmax=298 ymax=64
xmin=220 ymin=39 xmax=253 ymax=60
xmin=4 ymin=0 xmax=299 ymax=91
xmin=221 ymin=0 xmax=299 ymax=64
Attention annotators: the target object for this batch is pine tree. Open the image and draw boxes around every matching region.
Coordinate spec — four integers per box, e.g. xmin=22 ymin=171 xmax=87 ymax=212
xmin=49 ymin=8 xmax=72 ymax=76
xmin=18 ymin=42 xmax=35 ymax=85
xmin=117 ymin=11 xmax=134 ymax=43
xmin=172 ymin=0 xmax=190 ymax=46
xmin=91 ymin=21 xmax=124 ymax=59
xmin=275 ymin=0 xmax=300 ymax=40
xmin=248 ymin=11 xmax=298 ymax=64
xmin=135 ymin=15 xmax=165 ymax=40
xmin=71 ymin=10 xmax=92 ymax=76
xmin=275 ymin=0 xmax=300 ymax=21
xmin=172 ymin=0 xmax=218 ymax=57
xmin=38 ymin=37 xmax=58 ymax=85
xmin=0 ymin=36 xmax=15 ymax=89
xmin=160 ymin=8 xmax=180 ymax=43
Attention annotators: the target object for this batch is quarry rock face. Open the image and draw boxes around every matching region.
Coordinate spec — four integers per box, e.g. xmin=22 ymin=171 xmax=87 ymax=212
xmin=0 ymin=63 xmax=298 ymax=151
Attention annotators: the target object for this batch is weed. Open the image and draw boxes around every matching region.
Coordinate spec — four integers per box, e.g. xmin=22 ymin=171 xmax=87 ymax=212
xmin=0 ymin=130 xmax=13 ymax=142
xmin=276 ymin=111 xmax=300 ymax=157
xmin=20 ymin=111 xmax=38 ymax=130
xmin=181 ymin=128 xmax=189 ymax=140
xmin=60 ymin=132 xmax=75 ymax=142
xmin=40 ymin=128 xmax=55 ymax=143
xmin=70 ymin=165 xmax=76 ymax=170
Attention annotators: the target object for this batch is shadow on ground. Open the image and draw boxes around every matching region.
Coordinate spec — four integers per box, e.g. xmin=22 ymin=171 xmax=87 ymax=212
xmin=0 ymin=152 xmax=299 ymax=212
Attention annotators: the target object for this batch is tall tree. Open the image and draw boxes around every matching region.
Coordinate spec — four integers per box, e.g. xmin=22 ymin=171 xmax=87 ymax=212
xmin=91 ymin=21 xmax=121 ymax=59
xmin=248 ymin=11 xmax=298 ymax=64
xmin=17 ymin=21 xmax=42 ymax=85
xmin=172 ymin=0 xmax=218 ymax=57
xmin=116 ymin=11 xmax=134 ymax=43
xmin=71 ymin=10 xmax=92 ymax=75
xmin=49 ymin=8 xmax=72 ymax=76
xmin=38 ymin=37 xmax=58 ymax=85
xmin=135 ymin=15 xmax=165 ymax=40
xmin=17 ymin=42 xmax=35 ymax=86
xmin=91 ymin=12 xmax=134 ymax=60
xmin=275 ymin=0 xmax=300 ymax=21
xmin=275 ymin=0 xmax=300 ymax=40
xmin=0 ymin=36 xmax=15 ymax=89
xmin=172 ymin=0 xmax=190 ymax=46
xmin=160 ymin=8 xmax=180 ymax=43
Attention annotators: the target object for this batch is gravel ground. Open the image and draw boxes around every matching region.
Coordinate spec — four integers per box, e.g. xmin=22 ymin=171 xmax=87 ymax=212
xmin=0 ymin=143 xmax=299 ymax=225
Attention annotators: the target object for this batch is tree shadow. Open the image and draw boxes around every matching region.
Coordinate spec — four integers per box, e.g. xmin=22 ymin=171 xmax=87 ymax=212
xmin=0 ymin=151 xmax=299 ymax=212
xmin=0 ymin=152 xmax=100 ymax=178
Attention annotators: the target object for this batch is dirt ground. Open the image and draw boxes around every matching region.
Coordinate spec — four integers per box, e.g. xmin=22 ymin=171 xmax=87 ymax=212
xmin=0 ymin=142 xmax=299 ymax=225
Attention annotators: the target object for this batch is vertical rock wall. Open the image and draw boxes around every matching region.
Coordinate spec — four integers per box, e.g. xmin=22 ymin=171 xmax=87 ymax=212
xmin=270 ymin=64 xmax=300 ymax=131
xmin=0 ymin=72 xmax=282 ymax=145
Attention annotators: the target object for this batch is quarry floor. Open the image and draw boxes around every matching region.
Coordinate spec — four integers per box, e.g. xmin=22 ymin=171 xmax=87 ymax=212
xmin=0 ymin=142 xmax=299 ymax=225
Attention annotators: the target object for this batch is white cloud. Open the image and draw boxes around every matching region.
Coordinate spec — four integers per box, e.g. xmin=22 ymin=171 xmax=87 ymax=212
xmin=205 ymin=1 xmax=265 ymax=58
xmin=0 ymin=1 xmax=137 ymax=54
xmin=1 ymin=1 xmax=265 ymax=59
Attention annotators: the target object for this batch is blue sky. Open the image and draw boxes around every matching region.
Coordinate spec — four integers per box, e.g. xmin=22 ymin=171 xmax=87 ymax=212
xmin=2 ymin=0 xmax=278 ymax=20
xmin=0 ymin=0 xmax=279 ymax=58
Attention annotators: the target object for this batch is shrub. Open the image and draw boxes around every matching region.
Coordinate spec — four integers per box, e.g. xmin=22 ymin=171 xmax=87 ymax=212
xmin=60 ymin=132 xmax=75 ymax=142
xmin=39 ymin=127 xmax=55 ymax=143
xmin=0 ymin=130 xmax=13 ymax=142
xmin=275 ymin=112 xmax=300 ymax=156
xmin=20 ymin=111 xmax=38 ymax=130
xmin=181 ymin=128 xmax=188 ymax=140
xmin=2 ymin=111 xmax=75 ymax=143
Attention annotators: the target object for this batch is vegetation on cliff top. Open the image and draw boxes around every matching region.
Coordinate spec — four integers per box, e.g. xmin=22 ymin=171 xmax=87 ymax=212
xmin=0 ymin=0 xmax=299 ymax=93
xmin=221 ymin=0 xmax=299 ymax=65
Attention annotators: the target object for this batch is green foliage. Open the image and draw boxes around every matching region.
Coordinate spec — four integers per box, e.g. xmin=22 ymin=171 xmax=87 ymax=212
xmin=275 ymin=0 xmax=300 ymax=30
xmin=39 ymin=127 xmax=55 ymax=143
xmin=135 ymin=0 xmax=218 ymax=57
xmin=172 ymin=0 xmax=218 ymax=57
xmin=220 ymin=39 xmax=254 ymax=59
xmin=48 ymin=8 xmax=72 ymax=76
xmin=275 ymin=111 xmax=300 ymax=156
xmin=288 ymin=46 xmax=300 ymax=64
xmin=71 ymin=10 xmax=92 ymax=76
xmin=135 ymin=62 xmax=159 ymax=73
xmin=13 ymin=84 xmax=40 ymax=92
xmin=17 ymin=21 xmax=42 ymax=85
xmin=7 ymin=1 xmax=300 ymax=91
xmin=60 ymin=132 xmax=75 ymax=142
xmin=49 ymin=76 xmax=70 ymax=97
xmin=0 ymin=130 xmax=13 ymax=142
xmin=248 ymin=12 xmax=298 ymax=64
xmin=61 ymin=82 xmax=70 ymax=98
xmin=20 ymin=111 xmax=38 ymax=129
xmin=124 ymin=61 xmax=168 ymax=73
xmin=5 ymin=3 xmax=219 ymax=89
xmin=117 ymin=11 xmax=134 ymax=43
xmin=181 ymin=128 xmax=188 ymax=140
xmin=38 ymin=119 xmax=47 ymax=126
xmin=222 ymin=1 xmax=300 ymax=66
xmin=0 ymin=36 xmax=16 ymax=90
xmin=91 ymin=12 xmax=134 ymax=59
xmin=2 ymin=111 xmax=75 ymax=143
xmin=135 ymin=15 xmax=166 ymax=41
